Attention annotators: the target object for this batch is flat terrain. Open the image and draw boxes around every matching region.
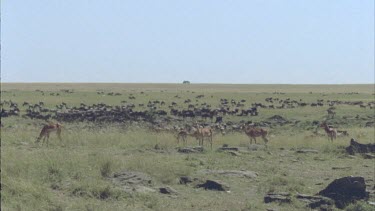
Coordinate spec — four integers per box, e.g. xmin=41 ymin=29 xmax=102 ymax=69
xmin=1 ymin=83 xmax=374 ymax=211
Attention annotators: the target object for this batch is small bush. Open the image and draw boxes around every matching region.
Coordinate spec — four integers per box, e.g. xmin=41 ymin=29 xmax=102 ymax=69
xmin=100 ymin=161 xmax=112 ymax=178
xmin=92 ymin=185 xmax=123 ymax=200
xmin=270 ymin=176 xmax=288 ymax=186
xmin=46 ymin=163 xmax=63 ymax=183
xmin=94 ymin=186 xmax=111 ymax=200
xmin=71 ymin=186 xmax=90 ymax=198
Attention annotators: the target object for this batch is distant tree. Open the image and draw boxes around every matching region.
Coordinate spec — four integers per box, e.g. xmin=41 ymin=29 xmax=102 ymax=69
xmin=183 ymin=81 xmax=190 ymax=84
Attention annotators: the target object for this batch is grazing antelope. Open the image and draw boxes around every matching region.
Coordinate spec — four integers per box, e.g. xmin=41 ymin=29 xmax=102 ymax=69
xmin=320 ymin=122 xmax=337 ymax=142
xmin=243 ymin=124 xmax=269 ymax=145
xmin=36 ymin=122 xmax=63 ymax=146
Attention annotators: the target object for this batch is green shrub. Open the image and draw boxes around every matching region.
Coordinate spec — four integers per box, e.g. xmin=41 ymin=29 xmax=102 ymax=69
xmin=100 ymin=161 xmax=113 ymax=178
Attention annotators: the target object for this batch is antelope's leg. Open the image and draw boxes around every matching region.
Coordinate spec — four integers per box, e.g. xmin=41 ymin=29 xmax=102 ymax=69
xmin=251 ymin=137 xmax=257 ymax=144
xmin=57 ymin=128 xmax=62 ymax=141
xmin=42 ymin=134 xmax=48 ymax=145
xmin=46 ymin=134 xmax=50 ymax=146
xmin=36 ymin=135 xmax=41 ymax=143
xmin=36 ymin=132 xmax=42 ymax=143
xmin=262 ymin=136 xmax=268 ymax=144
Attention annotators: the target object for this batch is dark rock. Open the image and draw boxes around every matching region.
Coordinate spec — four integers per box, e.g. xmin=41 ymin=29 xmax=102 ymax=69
xmin=154 ymin=144 xmax=160 ymax=150
xmin=312 ymin=120 xmax=320 ymax=126
xmin=217 ymin=147 xmax=240 ymax=151
xmin=264 ymin=192 xmax=291 ymax=204
xmin=196 ymin=180 xmax=230 ymax=191
xmin=178 ymin=146 xmax=204 ymax=153
xmin=318 ymin=176 xmax=369 ymax=209
xmin=265 ymin=209 xmax=279 ymax=211
xmin=112 ymin=170 xmax=152 ymax=186
xmin=159 ymin=186 xmax=178 ymax=195
xmin=365 ymin=121 xmax=374 ymax=127
xmin=314 ymin=157 xmax=326 ymax=161
xmin=296 ymin=194 xmax=334 ymax=209
xmin=227 ymin=151 xmax=241 ymax=156
xmin=111 ymin=170 xmax=154 ymax=193
xmin=179 ymin=176 xmax=194 ymax=185
xmin=296 ymin=149 xmax=319 ymax=154
xmin=363 ymin=153 xmax=375 ymax=159
xmin=332 ymin=167 xmax=352 ymax=170
xmin=268 ymin=115 xmax=286 ymax=121
xmin=346 ymin=139 xmax=375 ymax=155
xmin=267 ymin=115 xmax=289 ymax=126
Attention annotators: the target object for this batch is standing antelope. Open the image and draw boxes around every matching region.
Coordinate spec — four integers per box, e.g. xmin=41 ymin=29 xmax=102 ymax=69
xmin=320 ymin=122 xmax=337 ymax=142
xmin=243 ymin=125 xmax=269 ymax=145
xmin=177 ymin=129 xmax=189 ymax=145
xmin=189 ymin=125 xmax=213 ymax=149
xmin=36 ymin=122 xmax=63 ymax=146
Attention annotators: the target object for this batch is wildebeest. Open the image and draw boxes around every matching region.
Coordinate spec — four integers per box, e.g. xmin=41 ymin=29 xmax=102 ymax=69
xmin=215 ymin=116 xmax=223 ymax=123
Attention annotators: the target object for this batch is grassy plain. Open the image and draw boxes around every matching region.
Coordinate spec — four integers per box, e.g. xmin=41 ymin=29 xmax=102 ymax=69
xmin=1 ymin=83 xmax=374 ymax=211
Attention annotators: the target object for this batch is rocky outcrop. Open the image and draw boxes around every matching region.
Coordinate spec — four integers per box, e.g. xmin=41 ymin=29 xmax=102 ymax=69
xmin=346 ymin=139 xmax=375 ymax=155
xmin=318 ymin=176 xmax=369 ymax=209
xmin=195 ymin=180 xmax=230 ymax=191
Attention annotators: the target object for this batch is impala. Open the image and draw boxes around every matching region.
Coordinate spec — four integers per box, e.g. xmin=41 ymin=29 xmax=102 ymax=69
xmin=36 ymin=122 xmax=63 ymax=146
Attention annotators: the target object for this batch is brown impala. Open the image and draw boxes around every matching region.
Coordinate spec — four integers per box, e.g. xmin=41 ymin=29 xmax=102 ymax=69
xmin=189 ymin=125 xmax=213 ymax=149
xmin=320 ymin=122 xmax=337 ymax=142
xmin=36 ymin=122 xmax=63 ymax=146
xmin=243 ymin=124 xmax=269 ymax=145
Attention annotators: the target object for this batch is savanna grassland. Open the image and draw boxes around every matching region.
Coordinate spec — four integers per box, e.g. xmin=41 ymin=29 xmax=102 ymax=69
xmin=1 ymin=83 xmax=374 ymax=211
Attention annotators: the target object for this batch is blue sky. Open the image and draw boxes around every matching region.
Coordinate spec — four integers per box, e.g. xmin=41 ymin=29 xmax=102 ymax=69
xmin=2 ymin=0 xmax=374 ymax=83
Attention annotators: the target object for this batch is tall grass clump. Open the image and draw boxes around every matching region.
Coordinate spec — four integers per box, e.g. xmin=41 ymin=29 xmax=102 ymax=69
xmin=100 ymin=160 xmax=113 ymax=178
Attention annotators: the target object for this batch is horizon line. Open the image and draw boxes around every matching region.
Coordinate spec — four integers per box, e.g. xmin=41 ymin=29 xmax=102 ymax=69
xmin=1 ymin=82 xmax=374 ymax=86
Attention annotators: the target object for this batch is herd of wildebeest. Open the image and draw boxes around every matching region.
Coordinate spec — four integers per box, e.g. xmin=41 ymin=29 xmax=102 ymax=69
xmin=1 ymin=88 xmax=375 ymax=210
xmin=1 ymin=89 xmax=374 ymax=148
